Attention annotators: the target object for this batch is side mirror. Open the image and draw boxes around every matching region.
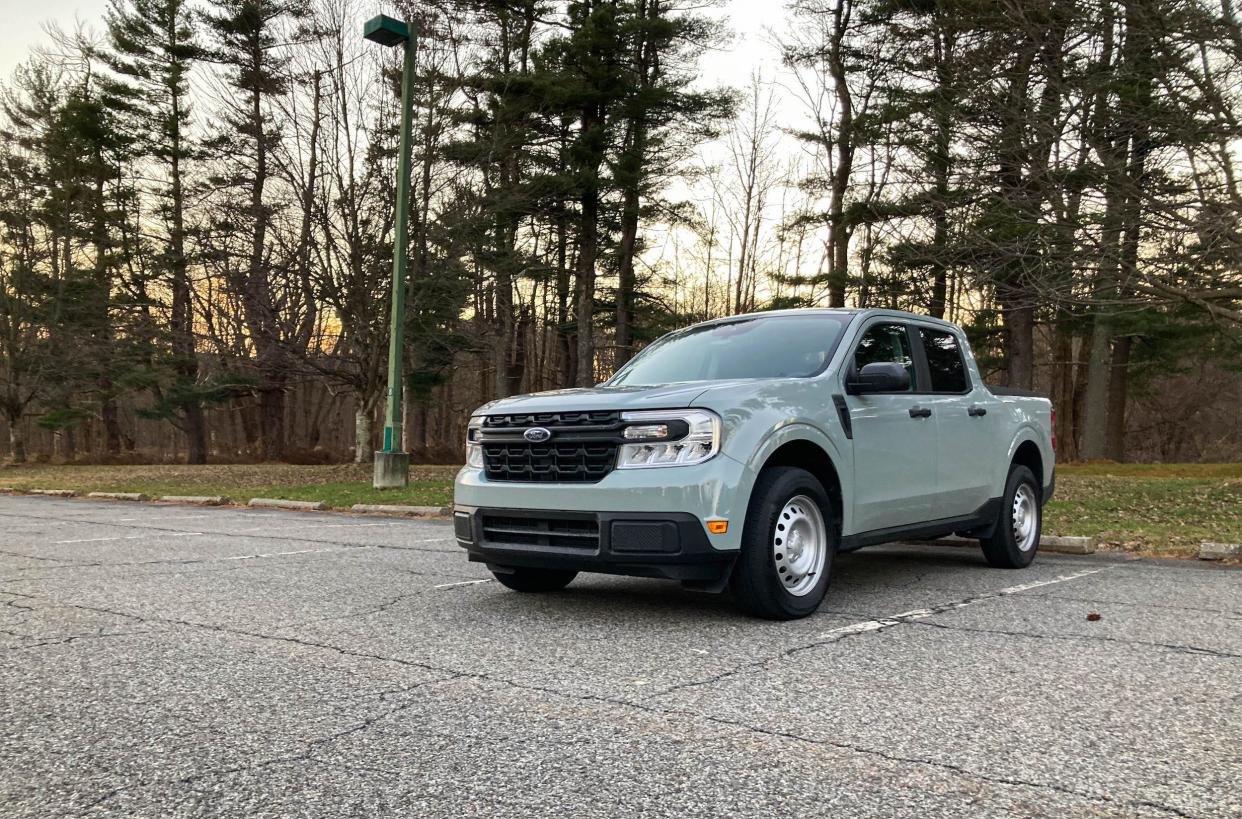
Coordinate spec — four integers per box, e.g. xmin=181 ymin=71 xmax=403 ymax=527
xmin=846 ymin=362 xmax=910 ymax=394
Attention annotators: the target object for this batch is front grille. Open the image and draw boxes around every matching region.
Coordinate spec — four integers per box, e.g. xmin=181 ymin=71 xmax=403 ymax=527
xmin=480 ymin=513 xmax=600 ymax=550
xmin=480 ymin=411 xmax=622 ymax=483
xmin=483 ymin=411 xmax=619 ymax=429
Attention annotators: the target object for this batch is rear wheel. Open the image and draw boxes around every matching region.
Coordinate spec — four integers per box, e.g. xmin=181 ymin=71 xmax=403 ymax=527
xmin=490 ymin=567 xmax=578 ymax=592
xmin=980 ymin=464 xmax=1041 ymax=569
xmin=731 ymin=467 xmax=836 ymax=620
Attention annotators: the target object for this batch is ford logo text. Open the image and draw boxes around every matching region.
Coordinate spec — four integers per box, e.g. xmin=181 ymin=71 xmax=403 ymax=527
xmin=524 ymin=427 xmax=552 ymax=443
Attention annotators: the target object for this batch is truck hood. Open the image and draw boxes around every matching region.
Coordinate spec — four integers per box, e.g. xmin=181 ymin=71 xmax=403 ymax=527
xmin=476 ymin=381 xmax=751 ymax=416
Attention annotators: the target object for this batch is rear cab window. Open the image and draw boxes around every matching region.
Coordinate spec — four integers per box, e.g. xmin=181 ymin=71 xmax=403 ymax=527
xmin=918 ymin=327 xmax=970 ymax=393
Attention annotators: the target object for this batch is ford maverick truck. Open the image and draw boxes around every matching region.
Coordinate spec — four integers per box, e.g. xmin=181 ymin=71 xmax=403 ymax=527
xmin=454 ymin=308 xmax=1055 ymax=619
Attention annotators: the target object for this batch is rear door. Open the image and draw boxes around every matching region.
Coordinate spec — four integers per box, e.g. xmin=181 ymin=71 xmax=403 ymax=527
xmin=844 ymin=320 xmax=939 ymax=532
xmin=912 ymin=324 xmax=999 ymax=518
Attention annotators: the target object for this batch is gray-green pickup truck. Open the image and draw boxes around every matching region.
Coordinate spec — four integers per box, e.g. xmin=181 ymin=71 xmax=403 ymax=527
xmin=454 ymin=308 xmax=1055 ymax=619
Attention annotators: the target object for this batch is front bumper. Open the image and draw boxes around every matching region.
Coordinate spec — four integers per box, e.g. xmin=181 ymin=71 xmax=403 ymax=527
xmin=454 ymin=506 xmax=736 ymax=584
xmin=454 ymin=454 xmax=751 ymax=552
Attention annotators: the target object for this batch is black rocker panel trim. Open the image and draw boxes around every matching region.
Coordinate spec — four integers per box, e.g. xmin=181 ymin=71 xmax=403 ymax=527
xmin=839 ymin=497 xmax=1002 ymax=552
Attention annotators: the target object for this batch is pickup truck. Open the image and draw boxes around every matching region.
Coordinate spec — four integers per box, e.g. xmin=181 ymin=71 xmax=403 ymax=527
xmin=454 ymin=308 xmax=1055 ymax=619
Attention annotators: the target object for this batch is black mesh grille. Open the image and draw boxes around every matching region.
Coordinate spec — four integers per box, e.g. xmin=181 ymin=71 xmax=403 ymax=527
xmin=480 ymin=513 xmax=600 ymax=550
xmin=483 ymin=411 xmax=620 ymax=429
xmin=480 ymin=411 xmax=622 ymax=483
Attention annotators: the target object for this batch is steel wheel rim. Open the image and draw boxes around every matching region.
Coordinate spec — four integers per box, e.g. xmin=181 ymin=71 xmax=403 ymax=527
xmin=772 ymin=494 xmax=827 ymax=597
xmin=1012 ymin=483 xmax=1039 ymax=552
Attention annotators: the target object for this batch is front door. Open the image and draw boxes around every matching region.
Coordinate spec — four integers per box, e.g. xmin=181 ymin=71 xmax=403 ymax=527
xmin=845 ymin=321 xmax=939 ymax=533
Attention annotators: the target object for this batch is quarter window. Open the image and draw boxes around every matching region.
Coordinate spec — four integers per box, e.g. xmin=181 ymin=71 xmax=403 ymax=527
xmin=853 ymin=323 xmax=916 ymax=391
xmin=919 ymin=328 xmax=969 ymax=392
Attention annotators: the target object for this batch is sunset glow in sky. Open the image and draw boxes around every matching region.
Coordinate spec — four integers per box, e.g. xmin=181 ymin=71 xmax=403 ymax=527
xmin=0 ymin=0 xmax=791 ymax=90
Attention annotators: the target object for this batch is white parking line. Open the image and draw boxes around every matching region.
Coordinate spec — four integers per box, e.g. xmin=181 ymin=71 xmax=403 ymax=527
xmin=54 ymin=532 xmax=205 ymax=544
xmin=220 ymin=547 xmax=353 ymax=561
xmin=118 ymin=514 xmax=218 ymax=522
xmin=432 ymin=579 xmax=494 ymax=590
xmin=818 ymin=567 xmax=1110 ymax=639
xmin=232 ymin=522 xmax=398 ymax=533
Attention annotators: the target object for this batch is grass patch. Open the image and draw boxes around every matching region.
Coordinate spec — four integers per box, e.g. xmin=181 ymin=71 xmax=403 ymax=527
xmin=0 ymin=464 xmax=457 ymax=509
xmin=1048 ymin=463 xmax=1241 ymax=556
xmin=1056 ymin=462 xmax=1242 ymax=479
xmin=0 ymin=461 xmax=1237 ymax=556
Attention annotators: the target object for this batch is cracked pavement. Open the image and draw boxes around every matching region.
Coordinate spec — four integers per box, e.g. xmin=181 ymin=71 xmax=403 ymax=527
xmin=0 ymin=496 xmax=1238 ymax=818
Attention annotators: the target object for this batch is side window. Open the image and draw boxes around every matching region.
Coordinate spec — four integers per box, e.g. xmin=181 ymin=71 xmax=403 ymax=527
xmin=919 ymin=327 xmax=969 ymax=392
xmin=853 ymin=323 xmax=916 ymax=391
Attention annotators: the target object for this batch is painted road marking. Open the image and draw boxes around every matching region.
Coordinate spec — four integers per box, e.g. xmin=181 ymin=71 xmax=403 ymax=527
xmin=817 ymin=567 xmax=1111 ymax=639
xmin=233 ymin=522 xmax=399 ymax=533
xmin=219 ymin=547 xmax=354 ymax=561
xmin=433 ymin=579 xmax=494 ymax=590
xmin=53 ymin=532 xmax=204 ymax=544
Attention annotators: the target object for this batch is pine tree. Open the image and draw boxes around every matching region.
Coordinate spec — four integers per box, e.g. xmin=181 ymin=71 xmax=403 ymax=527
xmin=104 ymin=0 xmax=212 ymax=462
xmin=201 ymin=0 xmax=314 ymax=461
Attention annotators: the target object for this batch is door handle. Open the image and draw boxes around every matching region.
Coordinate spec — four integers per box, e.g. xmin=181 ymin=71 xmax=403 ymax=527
xmin=908 ymin=406 xmax=932 ymax=419
xmin=967 ymin=405 xmax=988 ymax=417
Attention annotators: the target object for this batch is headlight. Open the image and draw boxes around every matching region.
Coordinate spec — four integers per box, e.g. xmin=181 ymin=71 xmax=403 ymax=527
xmin=616 ymin=409 xmax=720 ymax=468
xmin=465 ymin=417 xmax=484 ymax=468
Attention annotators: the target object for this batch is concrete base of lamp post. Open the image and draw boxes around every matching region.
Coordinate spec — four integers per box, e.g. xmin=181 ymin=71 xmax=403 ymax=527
xmin=373 ymin=451 xmax=411 ymax=489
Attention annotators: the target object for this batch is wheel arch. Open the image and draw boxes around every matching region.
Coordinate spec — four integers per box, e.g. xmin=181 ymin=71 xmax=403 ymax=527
xmin=742 ymin=425 xmax=851 ymax=536
xmin=1007 ymin=434 xmax=1046 ymax=495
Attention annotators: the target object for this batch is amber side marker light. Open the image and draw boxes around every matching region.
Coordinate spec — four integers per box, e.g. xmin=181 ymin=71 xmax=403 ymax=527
xmin=707 ymin=520 xmax=729 ymax=535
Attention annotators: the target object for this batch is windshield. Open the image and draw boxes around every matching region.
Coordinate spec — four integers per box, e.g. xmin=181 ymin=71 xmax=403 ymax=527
xmin=609 ymin=314 xmax=850 ymax=386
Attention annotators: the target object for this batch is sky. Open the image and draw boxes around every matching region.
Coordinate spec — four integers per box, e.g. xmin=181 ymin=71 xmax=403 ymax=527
xmin=0 ymin=0 xmax=791 ymax=89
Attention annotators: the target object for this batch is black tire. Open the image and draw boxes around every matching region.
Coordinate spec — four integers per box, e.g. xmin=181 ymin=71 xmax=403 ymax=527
xmin=490 ymin=567 xmax=578 ymax=592
xmin=980 ymin=464 xmax=1041 ymax=569
xmin=731 ymin=467 xmax=836 ymax=620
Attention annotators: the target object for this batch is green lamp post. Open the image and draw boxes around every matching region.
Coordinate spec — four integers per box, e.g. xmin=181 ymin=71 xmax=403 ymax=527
xmin=365 ymin=14 xmax=417 ymax=489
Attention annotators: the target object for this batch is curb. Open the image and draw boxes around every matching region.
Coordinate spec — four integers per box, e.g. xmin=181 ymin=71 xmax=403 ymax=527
xmin=160 ymin=495 xmax=230 ymax=506
xmin=351 ymin=503 xmax=449 ymax=517
xmin=29 ymin=489 xmax=78 ymax=497
xmin=1199 ymin=541 xmax=1241 ymax=561
xmin=248 ymin=498 xmax=327 ymax=512
xmin=1039 ymin=535 xmax=1095 ymax=555
xmin=87 ymin=492 xmax=149 ymax=502
xmin=921 ymin=533 xmax=1095 ymax=554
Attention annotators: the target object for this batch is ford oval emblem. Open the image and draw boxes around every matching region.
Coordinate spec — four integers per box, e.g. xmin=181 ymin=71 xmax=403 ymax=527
xmin=524 ymin=427 xmax=552 ymax=443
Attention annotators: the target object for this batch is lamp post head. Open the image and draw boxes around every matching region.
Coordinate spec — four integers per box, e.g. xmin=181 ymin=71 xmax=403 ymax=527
xmin=363 ymin=15 xmax=410 ymax=47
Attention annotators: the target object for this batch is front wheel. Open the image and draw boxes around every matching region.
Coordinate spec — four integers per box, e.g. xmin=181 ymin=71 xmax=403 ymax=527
xmin=731 ymin=467 xmax=836 ymax=620
xmin=980 ymin=464 xmax=1041 ymax=569
xmin=490 ymin=567 xmax=578 ymax=592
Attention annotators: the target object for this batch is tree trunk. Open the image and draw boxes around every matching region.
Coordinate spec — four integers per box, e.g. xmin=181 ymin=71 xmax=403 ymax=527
xmin=493 ymin=247 xmax=514 ymax=398
xmin=100 ymin=398 xmax=123 ymax=457
xmin=236 ymin=400 xmax=259 ymax=455
xmin=825 ymin=0 xmax=855 ymax=307
xmin=575 ymin=161 xmax=601 ymax=387
xmin=615 ymin=180 xmax=640 ymax=366
xmin=555 ymin=204 xmax=575 ymax=389
xmin=184 ymin=404 xmax=207 ymax=465
xmin=354 ymin=401 xmax=374 ymax=464
xmin=258 ymin=381 xmax=285 ymax=462
xmin=1104 ymin=335 xmax=1132 ymax=462
xmin=169 ymin=24 xmax=206 ymax=465
xmin=7 ymin=413 xmax=25 ymax=464
xmin=927 ymin=24 xmax=953 ymax=319
xmin=1002 ymin=298 xmax=1035 ymax=389
xmin=1081 ymin=318 xmax=1112 ymax=459
xmin=408 ymin=399 xmax=427 ymax=459
xmin=1051 ymin=323 xmax=1077 ymax=461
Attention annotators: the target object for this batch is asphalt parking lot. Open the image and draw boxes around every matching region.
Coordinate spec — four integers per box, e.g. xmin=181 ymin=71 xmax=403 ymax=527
xmin=0 ymin=496 xmax=1238 ymax=818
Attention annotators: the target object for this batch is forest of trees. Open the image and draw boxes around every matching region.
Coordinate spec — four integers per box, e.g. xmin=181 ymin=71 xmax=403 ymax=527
xmin=0 ymin=0 xmax=1240 ymax=466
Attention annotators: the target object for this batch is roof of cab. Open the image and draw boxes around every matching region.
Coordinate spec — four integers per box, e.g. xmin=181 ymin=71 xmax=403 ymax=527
xmin=688 ymin=306 xmax=961 ymax=331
